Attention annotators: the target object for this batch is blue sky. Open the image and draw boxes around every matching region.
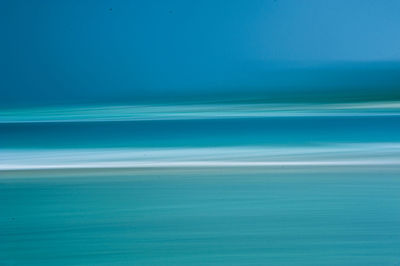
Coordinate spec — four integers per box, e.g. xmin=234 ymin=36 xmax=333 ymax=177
xmin=2 ymin=0 xmax=400 ymax=106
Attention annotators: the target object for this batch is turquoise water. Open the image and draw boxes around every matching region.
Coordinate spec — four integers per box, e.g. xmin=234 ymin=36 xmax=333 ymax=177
xmin=2 ymin=116 xmax=400 ymax=149
xmin=3 ymin=1 xmax=400 ymax=264
xmin=1 ymin=169 xmax=400 ymax=265
xmin=1 ymin=111 xmax=400 ymax=265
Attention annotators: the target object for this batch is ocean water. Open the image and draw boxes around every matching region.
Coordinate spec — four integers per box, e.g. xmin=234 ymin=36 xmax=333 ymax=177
xmin=1 ymin=106 xmax=400 ymax=265
xmin=1 ymin=170 xmax=400 ymax=265
xmin=3 ymin=1 xmax=400 ymax=264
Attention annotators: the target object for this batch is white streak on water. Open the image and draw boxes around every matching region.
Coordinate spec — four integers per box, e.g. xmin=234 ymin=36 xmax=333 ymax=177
xmin=1 ymin=101 xmax=400 ymax=123
xmin=2 ymin=143 xmax=400 ymax=171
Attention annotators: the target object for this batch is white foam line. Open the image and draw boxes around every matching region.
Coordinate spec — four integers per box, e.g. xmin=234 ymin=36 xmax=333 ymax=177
xmin=2 ymin=143 xmax=400 ymax=171
xmin=2 ymin=112 xmax=400 ymax=124
xmin=2 ymin=160 xmax=400 ymax=171
xmin=1 ymin=101 xmax=400 ymax=123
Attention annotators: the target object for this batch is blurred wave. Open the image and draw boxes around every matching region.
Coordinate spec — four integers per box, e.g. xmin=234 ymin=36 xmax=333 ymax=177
xmin=2 ymin=143 xmax=400 ymax=171
xmin=1 ymin=101 xmax=400 ymax=123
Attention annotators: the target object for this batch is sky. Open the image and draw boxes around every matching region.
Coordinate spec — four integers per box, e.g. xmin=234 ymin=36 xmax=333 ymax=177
xmin=1 ymin=0 xmax=400 ymax=107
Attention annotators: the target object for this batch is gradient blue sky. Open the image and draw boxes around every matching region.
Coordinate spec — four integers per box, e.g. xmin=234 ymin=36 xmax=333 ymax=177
xmin=2 ymin=0 xmax=400 ymax=106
